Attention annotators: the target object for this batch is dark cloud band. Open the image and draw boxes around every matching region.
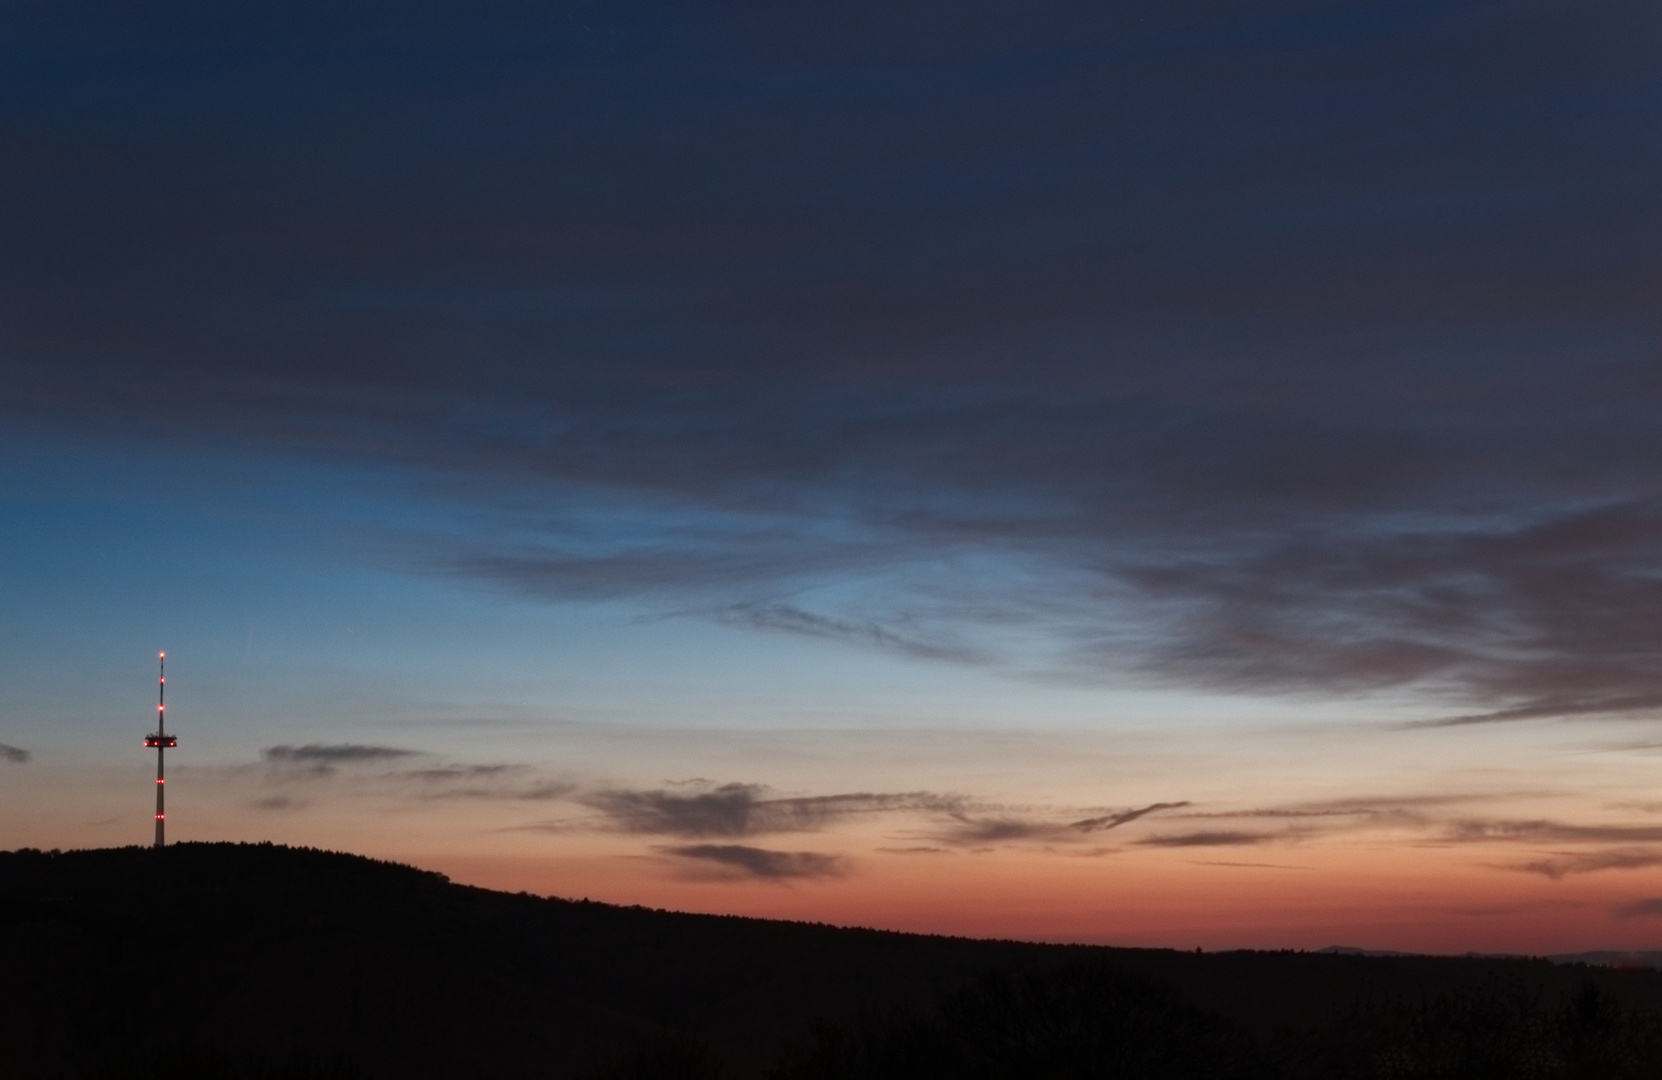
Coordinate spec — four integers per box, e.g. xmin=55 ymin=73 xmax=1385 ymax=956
xmin=585 ymin=783 xmax=963 ymax=838
xmin=7 ymin=2 xmax=1662 ymax=722
xmin=263 ymin=744 xmax=421 ymax=765
xmin=662 ymin=844 xmax=843 ymax=881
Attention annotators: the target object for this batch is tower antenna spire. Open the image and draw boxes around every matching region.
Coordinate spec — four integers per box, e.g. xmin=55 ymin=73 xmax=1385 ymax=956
xmin=144 ymin=652 xmax=177 ymax=847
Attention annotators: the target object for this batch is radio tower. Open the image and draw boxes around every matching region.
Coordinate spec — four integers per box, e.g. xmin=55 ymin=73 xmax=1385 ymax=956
xmin=143 ymin=652 xmax=176 ymax=847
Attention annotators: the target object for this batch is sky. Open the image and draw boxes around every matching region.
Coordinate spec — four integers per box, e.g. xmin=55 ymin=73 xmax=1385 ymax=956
xmin=4 ymin=0 xmax=1662 ymax=954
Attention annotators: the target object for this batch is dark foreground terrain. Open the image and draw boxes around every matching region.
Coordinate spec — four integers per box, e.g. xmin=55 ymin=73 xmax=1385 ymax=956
xmin=4 ymin=844 xmax=1662 ymax=1079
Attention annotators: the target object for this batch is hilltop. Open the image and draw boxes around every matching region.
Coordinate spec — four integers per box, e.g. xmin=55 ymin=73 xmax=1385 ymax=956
xmin=4 ymin=843 xmax=1662 ymax=1078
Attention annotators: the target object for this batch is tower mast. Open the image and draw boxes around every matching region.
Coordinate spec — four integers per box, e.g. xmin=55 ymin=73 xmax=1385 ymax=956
xmin=144 ymin=652 xmax=176 ymax=847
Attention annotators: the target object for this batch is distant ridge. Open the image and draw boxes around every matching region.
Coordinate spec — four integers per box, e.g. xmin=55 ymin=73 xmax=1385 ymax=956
xmin=1317 ymin=945 xmax=1418 ymax=958
xmin=1550 ymin=951 xmax=1662 ymax=971
xmin=1321 ymin=944 xmax=1662 ymax=970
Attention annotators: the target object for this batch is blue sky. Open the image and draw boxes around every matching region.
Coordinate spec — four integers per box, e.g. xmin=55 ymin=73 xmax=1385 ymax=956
xmin=6 ymin=0 xmax=1662 ymax=950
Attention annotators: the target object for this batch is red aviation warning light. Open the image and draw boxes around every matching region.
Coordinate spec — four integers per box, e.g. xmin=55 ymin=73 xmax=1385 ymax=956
xmin=144 ymin=652 xmax=177 ymax=847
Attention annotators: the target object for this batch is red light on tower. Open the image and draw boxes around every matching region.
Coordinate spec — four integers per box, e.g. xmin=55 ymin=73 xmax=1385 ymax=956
xmin=144 ymin=653 xmax=177 ymax=847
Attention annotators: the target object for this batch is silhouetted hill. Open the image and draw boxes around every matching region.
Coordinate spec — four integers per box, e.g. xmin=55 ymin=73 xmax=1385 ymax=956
xmin=4 ymin=844 xmax=1662 ymax=1078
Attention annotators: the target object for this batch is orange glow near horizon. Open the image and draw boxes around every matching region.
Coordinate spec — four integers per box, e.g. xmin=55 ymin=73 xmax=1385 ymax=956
xmin=11 ymin=703 xmax=1662 ymax=957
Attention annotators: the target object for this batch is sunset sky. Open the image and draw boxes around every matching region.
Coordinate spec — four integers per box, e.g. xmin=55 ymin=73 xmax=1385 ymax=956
xmin=5 ymin=1 xmax=1662 ymax=954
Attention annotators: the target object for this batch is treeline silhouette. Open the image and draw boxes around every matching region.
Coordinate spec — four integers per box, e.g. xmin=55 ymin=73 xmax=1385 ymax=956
xmin=3 ymin=844 xmax=1661 ymax=1079
xmin=770 ymin=962 xmax=1662 ymax=1079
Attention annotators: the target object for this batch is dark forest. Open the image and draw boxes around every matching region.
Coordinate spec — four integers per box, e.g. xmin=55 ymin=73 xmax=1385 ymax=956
xmin=4 ymin=844 xmax=1662 ymax=1079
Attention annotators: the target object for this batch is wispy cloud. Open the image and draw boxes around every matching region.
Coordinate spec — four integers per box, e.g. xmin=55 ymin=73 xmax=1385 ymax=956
xmin=584 ymin=782 xmax=962 ymax=838
xmin=1512 ymin=851 xmax=1662 ymax=881
xmin=718 ymin=602 xmax=996 ymax=665
xmin=935 ymin=815 xmax=1058 ymax=844
xmin=262 ymin=744 xmax=422 ymax=776
xmin=248 ymin=745 xmax=573 ymax=804
xmin=1377 ymin=816 xmax=1662 ymax=878
xmin=579 ymin=781 xmax=1205 ymax=859
xmin=1411 ymin=695 xmax=1662 ymax=729
xmin=404 ymin=764 xmax=514 ymax=781
xmin=661 ymin=844 xmax=844 ymax=881
xmin=1197 ymin=793 xmax=1494 ymax=819
xmin=924 ymin=801 xmax=1193 ymax=846
xmin=251 ymin=794 xmax=306 ymax=811
xmin=1614 ymin=898 xmax=1662 ymax=920
xmin=1069 ymin=801 xmax=1190 ymax=832
xmin=395 ymin=765 xmax=575 ymax=801
xmin=1443 ymin=820 xmax=1662 ymax=845
xmin=0 ymin=744 xmax=29 ymax=764
xmin=1138 ymin=831 xmax=1285 ymax=848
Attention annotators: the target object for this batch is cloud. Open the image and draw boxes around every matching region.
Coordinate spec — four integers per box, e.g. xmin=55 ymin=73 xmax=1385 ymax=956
xmin=7 ymin=1 xmax=1662 ymax=723
xmin=251 ymin=795 xmax=307 ymax=811
xmin=589 ymin=782 xmax=1199 ymax=852
xmin=1138 ymin=831 xmax=1282 ymax=848
xmin=0 ymin=744 xmax=29 ymax=764
xmin=1511 ymin=851 xmax=1662 ymax=880
xmin=585 ymin=782 xmax=961 ymax=838
xmin=259 ymin=743 xmax=423 ymax=779
xmin=1259 ymin=793 xmax=1530 ymax=816
xmin=1614 ymin=898 xmax=1662 ymax=920
xmin=263 ymin=744 xmax=421 ymax=766
xmin=661 ymin=844 xmax=844 ymax=881
xmin=1389 ymin=815 xmax=1662 ymax=878
xmin=400 ymin=766 xmax=576 ymax=801
xmin=250 ymin=745 xmax=574 ymax=803
xmin=937 ymin=816 xmax=1058 ymax=843
xmin=405 ymin=764 xmax=514 ymax=780
xmin=718 ymin=602 xmax=996 ymax=665
xmin=923 ymin=800 xmax=1197 ymax=847
xmin=513 ymin=781 xmax=579 ymax=800
xmin=1443 ymin=820 xmax=1662 ymax=845
xmin=1177 ymin=793 xmax=1553 ymax=832
xmin=1412 ymin=695 xmax=1662 ymax=729
xmin=1069 ymin=801 xmax=1190 ymax=832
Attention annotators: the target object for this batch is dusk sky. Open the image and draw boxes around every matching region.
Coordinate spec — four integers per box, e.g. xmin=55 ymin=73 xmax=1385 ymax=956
xmin=5 ymin=1 xmax=1662 ymax=954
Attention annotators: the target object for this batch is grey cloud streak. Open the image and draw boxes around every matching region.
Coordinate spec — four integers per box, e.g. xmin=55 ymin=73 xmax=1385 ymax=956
xmin=0 ymin=744 xmax=29 ymax=764
xmin=937 ymin=816 xmax=1057 ymax=844
xmin=1138 ymin=831 xmax=1285 ymax=849
xmin=1512 ymin=852 xmax=1662 ymax=881
xmin=400 ymin=766 xmax=576 ymax=802
xmin=584 ymin=782 xmax=964 ymax=838
xmin=251 ymin=745 xmax=573 ymax=803
xmin=1070 ymin=802 xmax=1191 ymax=833
xmin=929 ymin=801 xmax=1190 ymax=846
xmin=1422 ymin=816 xmax=1662 ymax=880
xmin=1443 ymin=820 xmax=1662 ymax=845
xmin=584 ymin=782 xmax=1201 ymax=854
xmin=661 ymin=844 xmax=844 ymax=881
xmin=562 ymin=778 xmax=1662 ymax=880
xmin=1614 ymin=898 xmax=1662 ymax=919
xmin=261 ymin=744 xmax=422 ymax=778
xmin=717 ymin=603 xmax=995 ymax=666
xmin=264 ymin=744 xmax=420 ymax=765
